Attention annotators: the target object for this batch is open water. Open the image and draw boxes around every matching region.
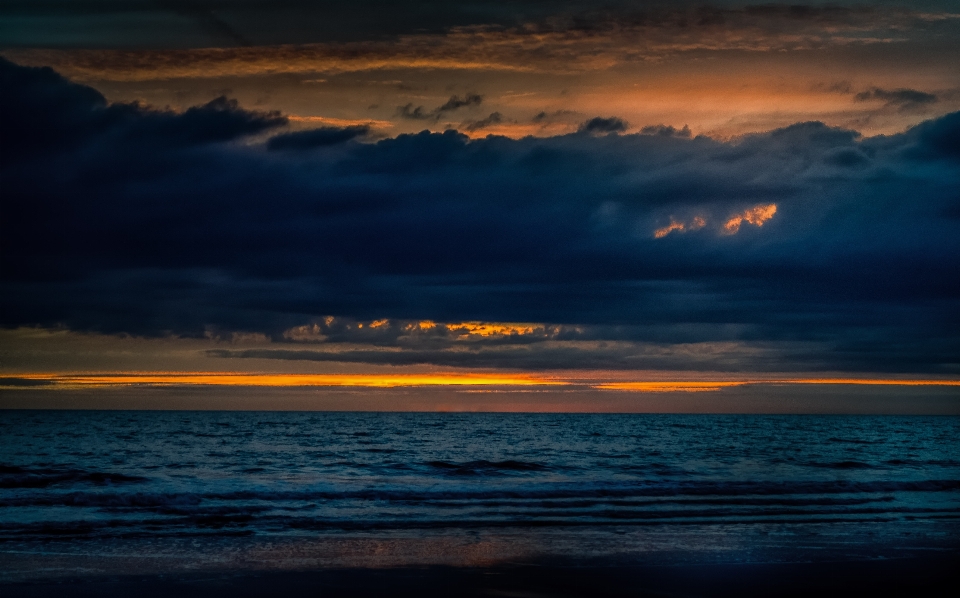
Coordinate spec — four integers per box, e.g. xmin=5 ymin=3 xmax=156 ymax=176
xmin=1 ymin=412 xmax=958 ymax=545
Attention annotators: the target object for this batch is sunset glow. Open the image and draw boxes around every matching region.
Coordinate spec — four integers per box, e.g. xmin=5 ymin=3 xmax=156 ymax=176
xmin=2 ymin=1 xmax=959 ymax=412
xmin=2 ymin=3 xmax=958 ymax=592
xmin=12 ymin=372 xmax=565 ymax=389
xmin=9 ymin=373 xmax=959 ymax=393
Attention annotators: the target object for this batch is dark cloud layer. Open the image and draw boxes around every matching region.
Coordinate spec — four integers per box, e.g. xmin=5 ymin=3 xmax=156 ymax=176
xmin=3 ymin=1 xmax=954 ymax=48
xmin=2 ymin=58 xmax=959 ymax=373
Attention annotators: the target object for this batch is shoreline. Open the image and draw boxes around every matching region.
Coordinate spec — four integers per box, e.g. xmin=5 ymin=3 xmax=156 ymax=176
xmin=3 ymin=553 xmax=958 ymax=597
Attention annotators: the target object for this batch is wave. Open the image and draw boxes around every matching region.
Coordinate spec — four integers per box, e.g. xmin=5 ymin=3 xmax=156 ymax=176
xmin=827 ymin=437 xmax=880 ymax=445
xmin=424 ymin=460 xmax=549 ymax=475
xmin=3 ymin=505 xmax=959 ymax=540
xmin=1 ymin=480 xmax=957 ymax=509
xmin=0 ymin=465 xmax=148 ymax=489
xmin=805 ymin=461 xmax=874 ymax=469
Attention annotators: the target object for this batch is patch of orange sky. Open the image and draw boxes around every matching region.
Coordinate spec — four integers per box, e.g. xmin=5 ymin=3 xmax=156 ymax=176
xmin=14 ymin=372 xmax=563 ymax=388
xmin=9 ymin=26 xmax=958 ymax=140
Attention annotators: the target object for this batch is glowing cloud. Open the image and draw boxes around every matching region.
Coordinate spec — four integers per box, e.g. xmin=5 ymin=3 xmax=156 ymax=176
xmin=654 ymin=215 xmax=706 ymax=238
xmin=723 ymin=204 xmax=777 ymax=234
xmin=448 ymin=322 xmax=539 ymax=337
xmin=654 ymin=220 xmax=685 ymax=239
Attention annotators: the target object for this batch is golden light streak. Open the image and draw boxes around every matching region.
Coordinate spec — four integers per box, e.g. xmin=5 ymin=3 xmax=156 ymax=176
xmin=598 ymin=378 xmax=960 ymax=392
xmin=774 ymin=378 xmax=960 ymax=387
xmin=597 ymin=381 xmax=748 ymax=392
xmin=10 ymin=373 xmax=958 ymax=392
xmin=15 ymin=372 xmax=565 ymax=388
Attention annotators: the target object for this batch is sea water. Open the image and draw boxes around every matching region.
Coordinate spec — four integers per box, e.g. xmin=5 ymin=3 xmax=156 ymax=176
xmin=1 ymin=412 xmax=958 ymax=573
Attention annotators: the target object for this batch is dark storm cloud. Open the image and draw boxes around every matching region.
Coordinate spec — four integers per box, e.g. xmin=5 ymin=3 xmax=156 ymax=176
xmin=267 ymin=125 xmax=371 ymax=150
xmin=578 ymin=117 xmax=628 ymax=134
xmin=854 ymin=88 xmax=938 ymax=111
xmin=2 ymin=58 xmax=959 ymax=373
xmin=0 ymin=60 xmax=285 ymax=166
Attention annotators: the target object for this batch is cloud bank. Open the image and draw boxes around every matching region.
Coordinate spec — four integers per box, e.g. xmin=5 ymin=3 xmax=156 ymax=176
xmin=1 ymin=58 xmax=959 ymax=373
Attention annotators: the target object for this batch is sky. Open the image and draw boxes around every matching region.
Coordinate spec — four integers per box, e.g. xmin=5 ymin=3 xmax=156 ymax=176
xmin=1 ymin=1 xmax=959 ymax=411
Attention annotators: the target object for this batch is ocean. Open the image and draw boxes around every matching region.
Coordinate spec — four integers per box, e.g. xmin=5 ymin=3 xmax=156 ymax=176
xmin=2 ymin=411 xmax=959 ymax=594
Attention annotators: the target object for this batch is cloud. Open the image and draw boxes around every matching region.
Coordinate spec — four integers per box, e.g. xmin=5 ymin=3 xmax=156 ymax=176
xmin=854 ymin=87 xmax=938 ymax=111
xmin=654 ymin=216 xmax=706 ymax=239
xmin=267 ymin=125 xmax=370 ymax=150
xmin=0 ymin=58 xmax=285 ymax=168
xmin=532 ymin=110 xmax=579 ymax=124
xmin=158 ymin=0 xmax=253 ymax=47
xmin=10 ymin=6 xmax=954 ymax=80
xmin=398 ymin=93 xmax=484 ymax=121
xmin=722 ymin=204 xmax=778 ymax=234
xmin=640 ymin=124 xmax=692 ymax=138
xmin=396 ymin=103 xmax=431 ymax=120
xmin=896 ymin=110 xmax=960 ymax=161
xmin=1 ymin=59 xmax=959 ymax=373
xmin=464 ymin=112 xmax=503 ymax=132
xmin=578 ymin=116 xmax=628 ymax=134
xmin=437 ymin=93 xmax=483 ymax=113
xmin=203 ymin=345 xmax=726 ymax=371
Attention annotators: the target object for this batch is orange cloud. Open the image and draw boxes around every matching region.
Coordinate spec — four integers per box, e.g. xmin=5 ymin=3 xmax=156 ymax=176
xmin=654 ymin=215 xmax=707 ymax=238
xmin=723 ymin=203 xmax=777 ymax=234
xmin=654 ymin=219 xmax=686 ymax=239
xmin=448 ymin=322 xmax=539 ymax=337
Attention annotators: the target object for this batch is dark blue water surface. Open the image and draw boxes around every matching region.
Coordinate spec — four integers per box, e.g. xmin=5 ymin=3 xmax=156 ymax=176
xmin=1 ymin=412 xmax=958 ymax=543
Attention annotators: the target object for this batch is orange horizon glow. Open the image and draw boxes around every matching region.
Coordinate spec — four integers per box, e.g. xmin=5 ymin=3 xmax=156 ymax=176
xmin=598 ymin=378 xmax=960 ymax=392
xmin=596 ymin=381 xmax=751 ymax=392
xmin=8 ymin=372 xmax=565 ymax=388
xmin=6 ymin=373 xmax=960 ymax=391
